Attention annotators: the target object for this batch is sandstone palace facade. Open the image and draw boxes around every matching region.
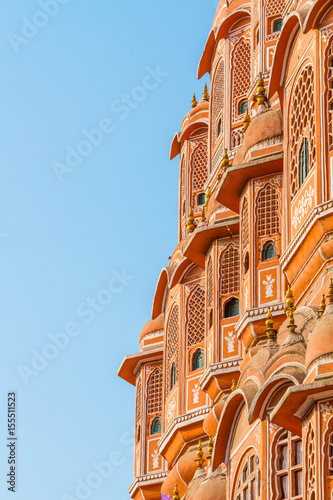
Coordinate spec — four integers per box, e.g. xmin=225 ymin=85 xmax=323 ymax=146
xmin=118 ymin=0 xmax=333 ymax=498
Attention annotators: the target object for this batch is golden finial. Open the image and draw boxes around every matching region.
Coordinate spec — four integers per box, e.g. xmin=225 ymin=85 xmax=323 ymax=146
xmin=243 ymin=107 xmax=251 ymax=134
xmin=192 ymin=93 xmax=197 ymax=108
xmin=205 ymin=187 xmax=211 ymax=208
xmin=265 ymin=307 xmax=277 ymax=341
xmin=200 ymin=206 xmax=206 ymax=222
xmin=287 ymin=304 xmax=296 ymax=334
xmin=187 ymin=206 xmax=195 ymax=233
xmin=285 ymin=284 xmax=295 ymax=317
xmin=256 ymin=72 xmax=267 ymax=106
xmin=318 ymin=293 xmax=326 ymax=318
xmin=195 ymin=440 xmax=205 ymax=469
xmin=327 ymin=278 xmax=333 ymax=305
xmin=221 ymin=149 xmax=229 ymax=171
xmin=203 ymin=83 xmax=208 ymax=101
xmin=207 ymin=436 xmax=214 ymax=463
xmin=231 ymin=379 xmax=236 ymax=392
xmin=173 ymin=484 xmax=180 ymax=500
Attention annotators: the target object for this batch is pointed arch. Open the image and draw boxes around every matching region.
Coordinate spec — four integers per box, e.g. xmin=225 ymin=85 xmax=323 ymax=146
xmin=166 ymin=304 xmax=180 ymax=396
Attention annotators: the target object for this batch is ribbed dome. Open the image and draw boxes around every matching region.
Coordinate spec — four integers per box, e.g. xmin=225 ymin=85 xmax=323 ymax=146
xmin=192 ymin=467 xmax=226 ymax=500
xmin=242 ymin=108 xmax=282 ymax=156
xmin=139 ymin=313 xmax=164 ymax=343
xmin=305 ymin=304 xmax=333 ymax=370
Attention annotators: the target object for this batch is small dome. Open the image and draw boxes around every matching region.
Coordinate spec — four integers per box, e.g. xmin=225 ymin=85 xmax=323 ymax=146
xmin=192 ymin=467 xmax=226 ymax=500
xmin=241 ymin=108 xmax=282 ymax=158
xmin=305 ymin=304 xmax=333 ymax=370
xmin=139 ymin=313 xmax=164 ymax=343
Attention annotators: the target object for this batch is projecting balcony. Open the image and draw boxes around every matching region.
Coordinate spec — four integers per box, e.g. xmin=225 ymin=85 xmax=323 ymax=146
xmin=118 ymin=345 xmax=163 ymax=386
xmin=182 ymin=216 xmax=239 ymax=268
xmin=199 ymin=359 xmax=242 ymax=402
xmin=215 ymin=151 xmax=283 ymax=213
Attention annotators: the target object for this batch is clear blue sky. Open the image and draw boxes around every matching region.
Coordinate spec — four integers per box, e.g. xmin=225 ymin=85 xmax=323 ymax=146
xmin=0 ymin=1 xmax=216 ymax=498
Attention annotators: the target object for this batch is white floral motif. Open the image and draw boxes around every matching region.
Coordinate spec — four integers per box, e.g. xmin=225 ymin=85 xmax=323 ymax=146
xmin=263 ymin=274 xmax=275 ymax=298
xmin=167 ymin=397 xmax=176 ymax=422
xmin=192 ymin=383 xmax=200 ymax=404
xmin=322 ymin=27 xmax=333 ymax=41
xmin=151 ymin=449 xmax=160 ymax=469
xmin=320 ymin=402 xmax=333 ymax=421
xmin=292 ymin=185 xmax=315 ymax=229
xmin=226 ymin=330 xmax=236 ymax=353
xmin=269 ymin=423 xmax=278 ymax=435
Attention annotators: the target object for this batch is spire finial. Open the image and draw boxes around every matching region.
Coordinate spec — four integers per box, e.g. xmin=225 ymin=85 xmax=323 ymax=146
xmin=287 ymin=304 xmax=296 ymax=334
xmin=173 ymin=484 xmax=180 ymax=500
xmin=187 ymin=206 xmax=195 ymax=233
xmin=318 ymin=293 xmax=326 ymax=318
xmin=231 ymin=379 xmax=236 ymax=392
xmin=203 ymin=83 xmax=208 ymax=101
xmin=328 ymin=278 xmax=333 ymax=305
xmin=192 ymin=93 xmax=197 ymax=108
xmin=265 ymin=307 xmax=277 ymax=341
xmin=286 ymin=284 xmax=295 ymax=317
xmin=200 ymin=206 xmax=206 ymax=222
xmin=243 ymin=107 xmax=251 ymax=135
xmin=207 ymin=436 xmax=214 ymax=463
xmin=256 ymin=72 xmax=267 ymax=106
xmin=205 ymin=187 xmax=211 ymax=208
xmin=221 ymin=149 xmax=229 ymax=171
xmin=195 ymin=440 xmax=205 ymax=469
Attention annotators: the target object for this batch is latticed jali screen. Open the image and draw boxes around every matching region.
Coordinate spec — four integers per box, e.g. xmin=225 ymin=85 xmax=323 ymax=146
xmin=290 ymin=65 xmax=316 ymax=199
xmin=147 ymin=368 xmax=162 ymax=414
xmin=221 ymin=245 xmax=240 ymax=295
xmin=257 ymin=184 xmax=280 ymax=237
xmin=232 ymin=39 xmax=251 ymax=122
xmin=166 ymin=304 xmax=179 ymax=395
xmin=328 ymin=41 xmax=333 ymax=150
xmin=136 ymin=375 xmax=142 ymax=423
xmin=191 ymin=143 xmax=208 ymax=196
xmin=264 ymin=0 xmax=285 ymax=18
xmin=211 ymin=59 xmax=225 ymax=150
xmin=241 ymin=198 xmax=250 ymax=254
xmin=187 ymin=285 xmax=205 ymax=347
xmin=207 ymin=257 xmax=214 ymax=307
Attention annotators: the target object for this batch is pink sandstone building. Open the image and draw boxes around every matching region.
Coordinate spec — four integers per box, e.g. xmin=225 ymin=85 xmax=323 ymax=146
xmin=118 ymin=0 xmax=333 ymax=498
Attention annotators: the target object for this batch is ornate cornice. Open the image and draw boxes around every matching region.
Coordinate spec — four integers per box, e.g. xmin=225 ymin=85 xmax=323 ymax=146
xmin=199 ymin=359 xmax=242 ymax=388
xmin=158 ymin=406 xmax=212 ymax=452
xmin=128 ymin=471 xmax=168 ymax=496
xmin=235 ymin=302 xmax=286 ymax=336
xmin=280 ymin=201 xmax=333 ymax=270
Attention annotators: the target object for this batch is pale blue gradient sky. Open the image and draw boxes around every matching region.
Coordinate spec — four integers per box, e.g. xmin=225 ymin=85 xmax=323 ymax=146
xmin=0 ymin=1 xmax=216 ymax=498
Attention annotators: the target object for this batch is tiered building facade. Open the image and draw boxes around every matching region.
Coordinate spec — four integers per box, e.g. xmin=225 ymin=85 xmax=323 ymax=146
xmin=118 ymin=0 xmax=333 ymax=498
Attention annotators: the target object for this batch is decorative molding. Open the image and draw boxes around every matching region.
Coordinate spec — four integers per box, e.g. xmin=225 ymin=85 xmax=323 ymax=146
xmin=129 ymin=471 xmax=168 ymax=495
xmin=199 ymin=359 xmax=242 ymax=388
xmin=235 ymin=302 xmax=285 ymax=336
xmin=245 ymin=135 xmax=283 ymax=159
xmin=291 ymin=185 xmax=315 ymax=229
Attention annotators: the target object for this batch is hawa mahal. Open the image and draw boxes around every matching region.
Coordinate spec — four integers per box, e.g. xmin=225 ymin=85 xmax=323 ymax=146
xmin=118 ymin=0 xmax=333 ymax=498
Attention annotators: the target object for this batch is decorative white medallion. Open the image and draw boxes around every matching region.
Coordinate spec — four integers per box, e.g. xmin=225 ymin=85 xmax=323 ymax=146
xmin=192 ymin=383 xmax=200 ymax=404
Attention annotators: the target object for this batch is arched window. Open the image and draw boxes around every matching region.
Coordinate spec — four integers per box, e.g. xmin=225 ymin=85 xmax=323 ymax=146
xmin=306 ymin=424 xmax=315 ymax=497
xmin=150 ymin=416 xmax=161 ymax=435
xmin=211 ymin=59 xmax=225 ymax=149
xmin=234 ymin=451 xmax=261 ymax=499
xmin=244 ymin=252 xmax=249 ymax=274
xmin=225 ymin=297 xmax=240 ymax=318
xmin=327 ymin=40 xmax=333 ymax=150
xmin=191 ymin=142 xmax=208 ymax=198
xmin=241 ymin=197 xmax=249 ymax=255
xmin=207 ymin=257 xmax=213 ymax=307
xmin=208 ymin=308 xmax=213 ymax=329
xmin=239 ymin=100 xmax=248 ymax=114
xmin=262 ymin=241 xmax=276 ymax=261
xmin=221 ymin=244 xmax=240 ymax=295
xmin=290 ymin=65 xmax=315 ymax=199
xmin=257 ymin=184 xmax=280 ymax=237
xmin=170 ymin=362 xmax=176 ymax=390
xmin=187 ymin=284 xmax=205 ymax=347
xmin=299 ymin=137 xmax=309 ymax=186
xmin=182 ymin=200 xmax=185 ymax=215
xmin=232 ymin=38 xmax=251 ymax=122
xmin=136 ymin=375 xmax=142 ymax=424
xmin=323 ymin=417 xmax=333 ymax=482
xmin=137 ymin=424 xmax=141 ymax=443
xmin=272 ymin=430 xmax=302 ymax=499
xmin=166 ymin=305 xmax=179 ymax=396
xmin=197 ymin=193 xmax=205 ymax=206
xmin=273 ymin=19 xmax=283 ymax=31
xmin=147 ymin=368 xmax=162 ymax=414
xmin=192 ymin=348 xmax=204 ymax=371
